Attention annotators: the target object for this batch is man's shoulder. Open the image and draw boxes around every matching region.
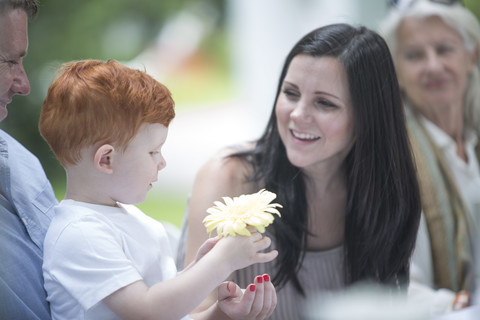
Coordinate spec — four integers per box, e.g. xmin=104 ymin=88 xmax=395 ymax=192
xmin=0 ymin=129 xmax=29 ymax=149
xmin=0 ymin=129 xmax=52 ymax=188
xmin=0 ymin=129 xmax=40 ymax=164
xmin=0 ymin=130 xmax=56 ymax=248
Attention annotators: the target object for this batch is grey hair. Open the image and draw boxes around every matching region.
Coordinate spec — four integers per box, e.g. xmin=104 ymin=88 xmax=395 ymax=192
xmin=379 ymin=0 xmax=480 ymax=131
xmin=0 ymin=0 xmax=39 ymax=20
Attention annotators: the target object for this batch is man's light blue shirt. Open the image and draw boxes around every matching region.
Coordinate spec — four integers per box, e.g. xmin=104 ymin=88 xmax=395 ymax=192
xmin=0 ymin=129 xmax=57 ymax=319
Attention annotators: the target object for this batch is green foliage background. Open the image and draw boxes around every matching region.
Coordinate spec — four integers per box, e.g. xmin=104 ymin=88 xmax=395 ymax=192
xmin=1 ymin=0 xmax=227 ymax=225
xmin=1 ymin=0 xmax=479 ymax=226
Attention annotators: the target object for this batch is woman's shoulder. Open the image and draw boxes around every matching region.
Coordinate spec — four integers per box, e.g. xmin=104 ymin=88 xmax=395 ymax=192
xmin=201 ymin=142 xmax=254 ymax=176
xmin=195 ymin=142 xmax=258 ymax=194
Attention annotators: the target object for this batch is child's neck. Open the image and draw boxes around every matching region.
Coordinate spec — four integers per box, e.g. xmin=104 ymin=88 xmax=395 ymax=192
xmin=64 ymin=192 xmax=117 ymax=207
xmin=65 ymin=169 xmax=117 ymax=207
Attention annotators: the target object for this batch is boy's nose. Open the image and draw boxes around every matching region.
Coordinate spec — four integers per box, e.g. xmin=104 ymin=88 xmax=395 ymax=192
xmin=157 ymin=158 xmax=166 ymax=171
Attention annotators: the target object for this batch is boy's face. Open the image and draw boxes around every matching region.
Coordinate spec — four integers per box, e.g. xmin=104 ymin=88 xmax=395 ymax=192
xmin=109 ymin=123 xmax=168 ymax=205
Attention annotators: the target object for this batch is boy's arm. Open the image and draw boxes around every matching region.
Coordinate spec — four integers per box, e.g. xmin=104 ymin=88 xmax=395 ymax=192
xmin=184 ymin=151 xmax=258 ymax=316
xmin=103 ymin=233 xmax=277 ymax=320
xmin=185 ymin=150 xmax=256 ymax=268
xmin=179 ymin=236 xmax=220 ymax=275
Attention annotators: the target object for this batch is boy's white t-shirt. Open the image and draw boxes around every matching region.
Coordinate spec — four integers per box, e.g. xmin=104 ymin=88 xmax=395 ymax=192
xmin=43 ymin=199 xmax=191 ymax=320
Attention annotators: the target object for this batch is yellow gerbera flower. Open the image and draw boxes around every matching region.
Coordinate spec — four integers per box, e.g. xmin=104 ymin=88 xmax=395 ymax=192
xmin=203 ymin=189 xmax=282 ymax=237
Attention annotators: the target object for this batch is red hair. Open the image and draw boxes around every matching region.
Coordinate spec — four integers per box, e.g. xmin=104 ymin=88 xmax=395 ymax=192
xmin=39 ymin=59 xmax=175 ymax=167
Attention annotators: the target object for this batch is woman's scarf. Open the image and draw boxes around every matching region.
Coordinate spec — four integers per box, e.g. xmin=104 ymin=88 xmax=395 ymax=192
xmin=406 ymin=106 xmax=476 ymax=292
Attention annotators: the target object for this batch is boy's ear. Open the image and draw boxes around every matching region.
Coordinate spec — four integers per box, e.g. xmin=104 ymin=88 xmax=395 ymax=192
xmin=94 ymin=144 xmax=114 ymax=174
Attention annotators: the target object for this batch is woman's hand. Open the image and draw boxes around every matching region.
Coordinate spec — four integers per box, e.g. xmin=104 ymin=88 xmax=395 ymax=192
xmin=217 ymin=274 xmax=277 ymax=320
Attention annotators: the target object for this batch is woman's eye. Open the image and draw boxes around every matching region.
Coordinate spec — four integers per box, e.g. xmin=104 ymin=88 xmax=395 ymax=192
xmin=316 ymin=99 xmax=337 ymax=109
xmin=283 ymin=89 xmax=299 ymax=98
xmin=437 ymin=45 xmax=454 ymax=55
xmin=404 ymin=51 xmax=423 ymax=61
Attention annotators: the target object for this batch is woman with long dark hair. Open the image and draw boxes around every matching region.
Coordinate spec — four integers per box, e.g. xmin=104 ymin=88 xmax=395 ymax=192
xmin=178 ymin=23 xmax=422 ymax=319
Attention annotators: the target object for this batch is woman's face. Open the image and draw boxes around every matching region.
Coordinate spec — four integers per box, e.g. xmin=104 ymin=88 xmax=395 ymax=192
xmin=275 ymin=54 xmax=355 ymax=172
xmin=395 ymin=15 xmax=476 ymax=113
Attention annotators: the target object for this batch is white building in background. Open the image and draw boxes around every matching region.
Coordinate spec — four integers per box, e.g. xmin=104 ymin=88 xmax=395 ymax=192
xmin=147 ymin=0 xmax=388 ymax=194
xmin=227 ymin=0 xmax=388 ymax=131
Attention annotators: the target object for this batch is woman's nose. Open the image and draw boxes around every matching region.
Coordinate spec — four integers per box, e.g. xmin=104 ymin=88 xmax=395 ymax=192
xmin=290 ymin=101 xmax=311 ymax=123
xmin=425 ymin=51 xmax=442 ymax=73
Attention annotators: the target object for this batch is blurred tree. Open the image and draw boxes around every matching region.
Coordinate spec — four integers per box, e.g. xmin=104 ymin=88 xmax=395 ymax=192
xmin=465 ymin=0 xmax=480 ymax=20
xmin=1 ymin=0 xmax=225 ymax=192
xmin=2 ymin=0 xmax=476 ymax=195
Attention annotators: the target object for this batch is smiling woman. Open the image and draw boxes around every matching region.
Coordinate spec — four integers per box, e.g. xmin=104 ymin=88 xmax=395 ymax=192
xmin=380 ymin=0 xmax=480 ymax=315
xmin=178 ymin=23 xmax=422 ymax=320
xmin=275 ymin=55 xmax=354 ymax=171
xmin=394 ymin=16 xmax=476 ymax=127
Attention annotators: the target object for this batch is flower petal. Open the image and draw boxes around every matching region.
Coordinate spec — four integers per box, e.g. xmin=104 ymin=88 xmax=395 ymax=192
xmin=203 ymin=189 xmax=282 ymax=237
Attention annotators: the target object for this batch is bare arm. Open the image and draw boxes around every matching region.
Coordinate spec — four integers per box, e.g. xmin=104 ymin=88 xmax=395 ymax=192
xmin=103 ymin=147 xmax=275 ymax=320
xmin=103 ymin=232 xmax=276 ymax=320
xmin=185 ymin=147 xmax=260 ymax=314
xmin=186 ymin=148 xmax=258 ymax=266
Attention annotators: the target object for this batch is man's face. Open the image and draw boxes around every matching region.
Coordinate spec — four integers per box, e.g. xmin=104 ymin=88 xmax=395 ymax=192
xmin=0 ymin=8 xmax=30 ymax=122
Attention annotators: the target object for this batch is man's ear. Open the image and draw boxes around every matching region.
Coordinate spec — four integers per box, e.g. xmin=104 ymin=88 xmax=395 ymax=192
xmin=94 ymin=144 xmax=114 ymax=174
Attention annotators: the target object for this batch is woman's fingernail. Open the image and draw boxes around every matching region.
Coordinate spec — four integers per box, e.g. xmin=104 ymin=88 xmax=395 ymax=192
xmin=263 ymin=274 xmax=270 ymax=282
xmin=249 ymin=284 xmax=256 ymax=292
xmin=227 ymin=282 xmax=230 ymax=292
xmin=256 ymin=275 xmax=263 ymax=283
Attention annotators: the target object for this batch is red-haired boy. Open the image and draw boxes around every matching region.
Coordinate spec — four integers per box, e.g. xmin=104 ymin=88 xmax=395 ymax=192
xmin=39 ymin=59 xmax=277 ymax=320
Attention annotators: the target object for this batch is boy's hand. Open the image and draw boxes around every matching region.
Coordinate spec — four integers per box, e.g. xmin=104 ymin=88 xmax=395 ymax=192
xmin=180 ymin=237 xmax=220 ymax=274
xmin=217 ymin=274 xmax=276 ymax=320
xmin=194 ymin=236 xmax=220 ymax=263
xmin=212 ymin=232 xmax=278 ymax=271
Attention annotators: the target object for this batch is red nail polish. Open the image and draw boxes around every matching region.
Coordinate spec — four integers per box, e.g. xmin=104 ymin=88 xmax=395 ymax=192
xmin=256 ymin=275 xmax=263 ymax=283
xmin=263 ymin=274 xmax=270 ymax=282
xmin=249 ymin=284 xmax=256 ymax=292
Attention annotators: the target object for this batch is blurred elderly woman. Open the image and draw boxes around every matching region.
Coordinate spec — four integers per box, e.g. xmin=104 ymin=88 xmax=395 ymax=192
xmin=380 ymin=0 xmax=480 ymax=316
